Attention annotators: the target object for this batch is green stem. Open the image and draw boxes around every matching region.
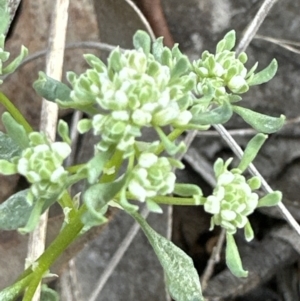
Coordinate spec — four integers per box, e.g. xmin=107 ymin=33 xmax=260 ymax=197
xmin=124 ymin=192 xmax=204 ymax=206
xmin=66 ymin=163 xmax=85 ymax=174
xmin=22 ymin=276 xmax=40 ymax=301
xmin=16 ymin=205 xmax=86 ymax=290
xmin=155 ymin=128 xmax=184 ymax=155
xmin=0 ymin=92 xmax=33 ymax=133
xmin=100 ymin=149 xmax=124 ymax=183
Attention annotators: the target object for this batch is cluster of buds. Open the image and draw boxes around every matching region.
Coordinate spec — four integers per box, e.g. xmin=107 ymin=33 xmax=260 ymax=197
xmin=68 ymin=32 xmax=196 ymax=158
xmin=0 ymin=132 xmax=71 ymax=202
xmin=192 ymin=31 xmax=257 ymax=107
xmin=127 ymin=152 xmax=181 ymax=204
xmin=203 ymin=158 xmax=261 ymax=239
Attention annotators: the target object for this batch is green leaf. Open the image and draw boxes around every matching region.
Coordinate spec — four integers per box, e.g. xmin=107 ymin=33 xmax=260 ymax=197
xmin=18 ymin=198 xmax=45 ymax=234
xmin=152 ymin=37 xmax=164 ymax=62
xmin=84 ymin=54 xmax=107 ymax=72
xmin=244 ymin=221 xmax=254 ymax=242
xmin=0 ymin=159 xmax=17 ymax=175
xmin=191 ymin=101 xmax=232 ymax=125
xmin=216 ymin=30 xmax=236 ymax=53
xmin=0 ymin=189 xmax=33 ymax=230
xmin=82 ymin=175 xmax=127 ymax=227
xmin=83 ymin=149 xmax=114 ymax=184
xmin=107 ymin=47 xmax=123 ymax=74
xmin=171 ymin=56 xmax=190 ymax=79
xmin=174 ymin=183 xmax=203 ymax=205
xmin=226 ymin=232 xmax=248 ymax=277
xmin=57 ymin=120 xmax=71 ymax=145
xmin=0 ymin=0 xmax=9 ymax=36
xmin=40 ymin=285 xmax=59 ymax=301
xmin=247 ymin=59 xmax=278 ymax=86
xmin=146 ymin=199 xmax=163 ymax=213
xmin=33 ymin=71 xmax=72 ymax=102
xmin=133 ymin=30 xmax=151 ymax=54
xmin=2 ymin=45 xmax=28 ymax=74
xmin=233 ymin=106 xmax=285 ymax=134
xmin=237 ymin=133 xmax=267 ymax=172
xmin=2 ymin=112 xmax=29 ymax=149
xmin=0 ymin=131 xmax=21 ymax=159
xmin=257 ymin=191 xmax=282 ymax=208
xmin=130 ymin=210 xmax=203 ymax=301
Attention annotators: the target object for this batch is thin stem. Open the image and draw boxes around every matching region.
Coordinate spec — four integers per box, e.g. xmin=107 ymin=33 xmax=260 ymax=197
xmin=201 ymin=229 xmax=226 ymax=290
xmin=17 ymin=205 xmax=86 ymax=284
xmin=235 ymin=0 xmax=278 ymax=54
xmin=0 ymin=92 xmax=33 ymax=133
xmin=155 ymin=128 xmax=184 ymax=155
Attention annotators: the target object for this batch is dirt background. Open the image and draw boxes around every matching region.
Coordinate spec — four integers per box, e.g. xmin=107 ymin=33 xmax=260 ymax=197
xmin=1 ymin=0 xmax=300 ymax=300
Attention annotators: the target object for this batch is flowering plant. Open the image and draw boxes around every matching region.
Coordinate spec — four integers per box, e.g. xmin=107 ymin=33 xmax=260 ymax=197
xmin=0 ymin=10 xmax=284 ymax=299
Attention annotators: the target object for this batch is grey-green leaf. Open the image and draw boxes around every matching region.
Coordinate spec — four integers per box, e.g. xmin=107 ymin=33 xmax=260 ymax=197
xmin=0 ymin=189 xmax=32 ymax=230
xmin=257 ymin=191 xmax=282 ymax=208
xmin=171 ymin=57 xmax=190 ymax=79
xmin=226 ymin=232 xmax=248 ymax=277
xmin=33 ymin=71 xmax=72 ymax=102
xmin=130 ymin=210 xmax=203 ymax=301
xmin=2 ymin=112 xmax=29 ymax=149
xmin=238 ymin=133 xmax=267 ymax=172
xmin=2 ymin=46 xmax=28 ymax=75
xmin=192 ymin=101 xmax=232 ymax=125
xmin=40 ymin=285 xmax=59 ymax=301
xmin=0 ymin=0 xmax=9 ymax=36
xmin=133 ymin=30 xmax=151 ymax=54
xmin=0 ymin=131 xmax=21 ymax=160
xmin=233 ymin=106 xmax=285 ymax=134
xmin=84 ymin=149 xmax=113 ymax=184
xmin=247 ymin=59 xmax=278 ymax=86
xmin=82 ymin=175 xmax=127 ymax=226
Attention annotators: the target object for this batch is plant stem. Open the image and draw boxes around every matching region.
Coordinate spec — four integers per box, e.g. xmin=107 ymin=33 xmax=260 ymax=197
xmin=0 ymin=92 xmax=33 ymax=133
xmin=17 ymin=205 xmax=86 ymax=291
xmin=155 ymin=128 xmax=184 ymax=155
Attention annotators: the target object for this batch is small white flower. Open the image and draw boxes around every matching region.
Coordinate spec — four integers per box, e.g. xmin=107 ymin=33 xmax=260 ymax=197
xmin=138 ymin=153 xmax=158 ymax=168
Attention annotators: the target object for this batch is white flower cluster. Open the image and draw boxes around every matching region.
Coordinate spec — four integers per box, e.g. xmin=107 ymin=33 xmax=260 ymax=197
xmin=16 ymin=132 xmax=71 ymax=202
xmin=192 ymin=31 xmax=256 ymax=107
xmin=74 ymin=46 xmax=195 ymax=158
xmin=204 ymin=158 xmax=261 ymax=235
xmin=127 ymin=153 xmax=177 ymax=203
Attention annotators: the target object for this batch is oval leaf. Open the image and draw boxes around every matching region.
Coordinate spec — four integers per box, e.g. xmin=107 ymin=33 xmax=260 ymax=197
xmin=2 ymin=112 xmax=29 ymax=149
xmin=82 ymin=175 xmax=127 ymax=226
xmin=237 ymin=133 xmax=267 ymax=172
xmin=233 ymin=105 xmax=285 ymax=134
xmin=257 ymin=191 xmax=282 ymax=208
xmin=0 ymin=189 xmax=32 ymax=230
xmin=133 ymin=30 xmax=151 ymax=54
xmin=130 ymin=211 xmax=203 ymax=301
xmin=84 ymin=149 xmax=114 ymax=184
xmin=192 ymin=101 xmax=232 ymax=125
xmin=226 ymin=232 xmax=248 ymax=277
xmin=0 ymin=131 xmax=21 ymax=160
xmin=33 ymin=71 xmax=72 ymax=102
xmin=0 ymin=0 xmax=9 ymax=36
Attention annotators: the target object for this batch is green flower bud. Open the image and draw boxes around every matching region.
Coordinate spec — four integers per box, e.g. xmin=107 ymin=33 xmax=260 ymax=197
xmin=127 ymin=153 xmax=177 ymax=204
